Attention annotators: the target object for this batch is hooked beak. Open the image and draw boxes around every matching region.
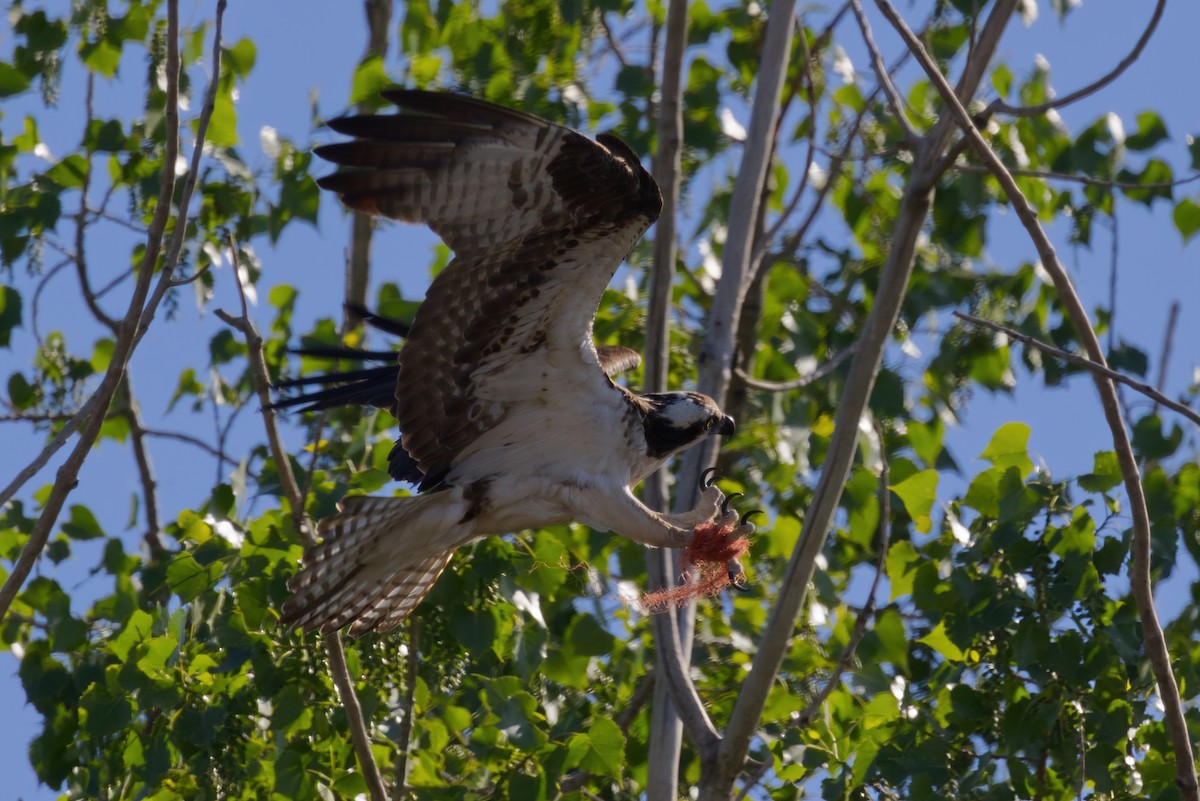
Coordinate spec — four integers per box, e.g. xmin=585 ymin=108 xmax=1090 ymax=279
xmin=715 ymin=415 xmax=735 ymax=437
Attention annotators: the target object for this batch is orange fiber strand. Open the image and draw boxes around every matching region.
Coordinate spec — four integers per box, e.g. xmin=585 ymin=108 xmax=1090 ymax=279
xmin=641 ymin=520 xmax=750 ymax=612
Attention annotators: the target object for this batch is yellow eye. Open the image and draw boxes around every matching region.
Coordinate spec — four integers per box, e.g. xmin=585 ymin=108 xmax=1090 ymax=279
xmin=704 ymin=418 xmax=715 ymax=430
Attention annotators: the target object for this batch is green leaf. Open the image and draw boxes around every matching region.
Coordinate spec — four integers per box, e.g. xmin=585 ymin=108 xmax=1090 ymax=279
xmin=62 ymin=504 xmax=104 ymax=540
xmin=579 ymin=716 xmax=625 ymax=777
xmin=0 ymin=285 xmax=22 ymax=347
xmin=886 ymin=540 xmax=921 ymax=600
xmin=81 ymin=685 xmax=133 ymax=738
xmin=979 ymin=422 xmax=1033 ymax=477
xmin=350 ymin=55 xmax=389 ymax=105
xmin=919 ymin=621 xmax=966 ymax=661
xmin=1079 ymin=451 xmax=1122 ymax=493
xmin=224 ymin=38 xmax=257 ymax=78
xmin=889 ymin=469 xmax=938 ymax=533
xmin=80 ymin=38 xmax=121 ymax=78
xmin=1173 ymin=198 xmax=1200 ymax=243
xmin=165 ymin=552 xmax=219 ymax=601
xmin=1124 ymin=111 xmax=1168 ymax=150
xmin=109 ymin=609 xmax=154 ymax=662
xmin=0 ymin=62 xmax=31 ymax=97
xmin=567 ymin=613 xmax=616 ymax=657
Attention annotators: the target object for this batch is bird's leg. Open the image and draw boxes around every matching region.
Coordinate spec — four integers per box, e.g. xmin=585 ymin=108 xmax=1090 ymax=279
xmin=572 ymin=487 xmax=694 ymax=548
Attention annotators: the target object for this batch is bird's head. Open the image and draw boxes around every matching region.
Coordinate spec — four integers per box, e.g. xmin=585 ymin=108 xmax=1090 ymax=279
xmin=639 ymin=392 xmax=735 ymax=461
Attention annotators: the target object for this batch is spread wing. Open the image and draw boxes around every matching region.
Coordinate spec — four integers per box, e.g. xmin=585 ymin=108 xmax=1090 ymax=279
xmin=316 ymin=90 xmax=661 ymax=488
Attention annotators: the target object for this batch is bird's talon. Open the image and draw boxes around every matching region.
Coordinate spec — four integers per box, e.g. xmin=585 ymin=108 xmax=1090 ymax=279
xmin=701 ymin=467 xmax=720 ymax=489
xmin=740 ymin=509 xmax=763 ymax=527
xmin=720 ymin=492 xmax=742 ymax=518
xmin=727 ymin=566 xmax=750 ymax=592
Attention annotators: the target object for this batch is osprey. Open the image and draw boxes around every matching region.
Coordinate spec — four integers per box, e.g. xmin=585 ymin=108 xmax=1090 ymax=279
xmin=279 ymin=90 xmax=743 ymax=636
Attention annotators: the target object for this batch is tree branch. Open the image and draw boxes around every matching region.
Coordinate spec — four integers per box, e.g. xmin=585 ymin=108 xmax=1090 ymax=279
xmin=849 ymin=0 xmax=917 ymax=141
xmin=734 ymin=344 xmax=857 ymax=393
xmin=132 ymin=0 xmax=226 ymax=350
xmin=988 ymin=0 xmax=1165 ymax=118
xmin=393 ymin=618 xmax=420 ymax=794
xmin=217 ymin=238 xmax=389 ymax=801
xmin=139 ymin=426 xmax=250 ymax=472
xmin=344 ymin=0 xmax=392 ymax=330
xmin=117 ymin=380 xmax=168 ymax=560
xmin=736 ymin=440 xmax=891 ymax=801
xmin=951 ymin=162 xmax=1200 ymax=191
xmin=643 ymin=0 xmax=716 ymax=793
xmin=884 ymin=4 xmax=1198 ymax=796
xmin=953 ymin=313 xmax=1200 ymax=428
xmin=0 ymin=0 xmax=187 ymax=621
xmin=709 ymin=3 xmax=1020 ymax=796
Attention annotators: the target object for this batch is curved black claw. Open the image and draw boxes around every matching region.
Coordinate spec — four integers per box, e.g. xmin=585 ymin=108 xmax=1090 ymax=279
xmin=728 ymin=569 xmax=751 ymax=592
xmin=740 ymin=509 xmax=764 ymax=527
xmin=720 ymin=492 xmax=743 ymax=517
xmin=701 ymin=467 xmax=720 ymax=489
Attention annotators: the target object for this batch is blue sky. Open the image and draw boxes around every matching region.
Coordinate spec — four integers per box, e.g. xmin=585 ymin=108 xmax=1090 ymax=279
xmin=1 ymin=1 xmax=1197 ymax=798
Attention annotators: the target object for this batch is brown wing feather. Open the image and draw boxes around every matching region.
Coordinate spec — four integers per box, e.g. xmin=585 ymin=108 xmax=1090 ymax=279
xmin=596 ymin=345 xmax=641 ymax=376
xmin=316 ymin=91 xmax=662 ymax=484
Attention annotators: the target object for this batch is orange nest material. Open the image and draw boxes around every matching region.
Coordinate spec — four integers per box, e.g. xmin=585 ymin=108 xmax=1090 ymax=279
xmin=641 ymin=520 xmax=751 ymax=612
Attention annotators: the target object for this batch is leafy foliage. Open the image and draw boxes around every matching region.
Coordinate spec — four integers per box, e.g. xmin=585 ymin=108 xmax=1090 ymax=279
xmin=1 ymin=1 xmax=1197 ymax=800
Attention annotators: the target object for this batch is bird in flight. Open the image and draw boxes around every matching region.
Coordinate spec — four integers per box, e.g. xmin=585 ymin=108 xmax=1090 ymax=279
xmin=279 ymin=90 xmax=748 ymax=636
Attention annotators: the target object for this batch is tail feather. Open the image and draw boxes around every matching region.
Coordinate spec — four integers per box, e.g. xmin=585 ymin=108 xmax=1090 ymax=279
xmin=281 ymin=493 xmax=472 ymax=636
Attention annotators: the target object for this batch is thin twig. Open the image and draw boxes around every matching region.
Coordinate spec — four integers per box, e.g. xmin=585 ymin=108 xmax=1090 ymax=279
xmin=954 ymin=312 xmax=1200 ymax=428
xmin=394 ymin=618 xmax=420 ymax=794
xmin=118 ymin=381 xmax=168 ymax=560
xmin=599 ymin=13 xmax=631 ymax=68
xmin=75 ymin=71 xmax=117 ymax=331
xmin=988 ymin=0 xmax=1165 ymax=117
xmin=0 ymin=0 xmax=185 ymax=620
xmin=1153 ymin=301 xmax=1180 ymax=417
xmin=217 ymin=238 xmax=388 ymax=801
xmin=850 ymin=0 xmax=917 ymax=141
xmin=884 ymin=4 xmax=1197 ymax=795
xmin=952 ymin=162 xmax=1200 ymax=191
xmin=735 ymin=344 xmax=857 ymax=393
xmin=139 ymin=427 xmax=250 ymax=472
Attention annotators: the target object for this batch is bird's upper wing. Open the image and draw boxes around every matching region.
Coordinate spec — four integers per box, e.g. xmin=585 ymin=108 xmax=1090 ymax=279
xmin=316 ymin=90 xmax=662 ymax=486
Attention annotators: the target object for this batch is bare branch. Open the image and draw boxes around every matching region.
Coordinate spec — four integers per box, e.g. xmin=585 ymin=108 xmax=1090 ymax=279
xmin=133 ymin=0 xmax=227 ymax=350
xmin=989 ymin=0 xmax=1165 ymax=117
xmin=642 ymin=0 xmax=720 ymax=791
xmin=139 ymin=427 xmax=250 ymax=472
xmin=850 ymin=0 xmax=917 ymax=141
xmin=884 ymin=3 xmax=1198 ymax=795
xmin=215 ymin=238 xmax=310 ymax=544
xmin=393 ymin=618 xmax=420 ymax=794
xmin=1154 ymin=301 xmax=1180 ymax=415
xmin=117 ymin=380 xmax=168 ymax=560
xmin=217 ymin=238 xmax=388 ymax=800
xmin=75 ymin=71 xmax=118 ymax=331
xmin=954 ymin=312 xmax=1200 ymax=428
xmin=599 ymin=13 xmax=631 ymax=68
xmin=325 ymin=633 xmax=392 ymax=801
xmin=737 ymin=440 xmax=891 ymax=801
xmin=0 ymin=0 xmax=187 ymax=620
xmin=710 ymin=4 xmax=1021 ymax=796
xmin=344 ymin=0 xmax=392 ymax=330
xmin=952 ymin=162 xmax=1200 ymax=191
xmin=735 ymin=344 xmax=857 ymax=393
